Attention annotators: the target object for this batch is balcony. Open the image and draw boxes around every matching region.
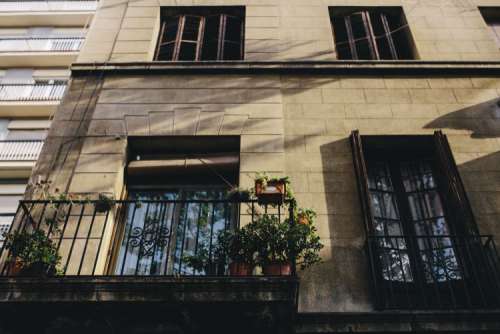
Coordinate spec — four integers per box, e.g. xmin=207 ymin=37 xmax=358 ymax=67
xmin=0 ymin=140 xmax=43 ymax=161
xmin=0 ymin=139 xmax=44 ymax=176
xmin=0 ymin=1 xmax=97 ymax=27
xmin=0 ymin=81 xmax=66 ymax=116
xmin=0 ymin=37 xmax=83 ymax=66
xmin=367 ymin=235 xmax=500 ymax=310
xmin=0 ymin=199 xmax=298 ymax=332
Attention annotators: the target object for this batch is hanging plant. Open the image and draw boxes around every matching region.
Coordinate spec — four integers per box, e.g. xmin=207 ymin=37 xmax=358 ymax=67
xmin=94 ymin=193 xmax=115 ymax=213
xmin=226 ymin=187 xmax=252 ymax=202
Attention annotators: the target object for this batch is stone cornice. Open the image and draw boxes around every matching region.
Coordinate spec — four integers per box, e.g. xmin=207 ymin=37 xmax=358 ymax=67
xmin=71 ymin=60 xmax=500 ymax=76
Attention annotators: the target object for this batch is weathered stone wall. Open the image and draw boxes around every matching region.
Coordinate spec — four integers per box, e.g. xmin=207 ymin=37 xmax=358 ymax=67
xmin=31 ymin=72 xmax=500 ymax=312
xmin=79 ymin=0 xmax=500 ymax=63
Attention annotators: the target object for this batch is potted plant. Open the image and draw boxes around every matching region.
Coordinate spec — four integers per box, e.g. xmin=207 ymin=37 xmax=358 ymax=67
xmin=226 ymin=187 xmax=251 ymax=202
xmin=95 ymin=193 xmax=115 ymax=213
xmin=252 ymin=214 xmax=291 ymax=275
xmin=218 ymin=226 xmax=258 ymax=276
xmin=254 ymin=173 xmax=268 ymax=196
xmin=297 ymin=208 xmax=317 ymax=225
xmin=255 ymin=175 xmax=290 ymax=205
xmin=183 ymin=243 xmax=223 ymax=276
xmin=253 ymin=214 xmax=323 ymax=275
xmin=3 ymin=227 xmax=61 ymax=277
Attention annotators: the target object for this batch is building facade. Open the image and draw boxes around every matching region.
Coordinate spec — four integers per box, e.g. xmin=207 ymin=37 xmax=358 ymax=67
xmin=0 ymin=0 xmax=97 ymax=243
xmin=1 ymin=0 xmax=500 ymax=333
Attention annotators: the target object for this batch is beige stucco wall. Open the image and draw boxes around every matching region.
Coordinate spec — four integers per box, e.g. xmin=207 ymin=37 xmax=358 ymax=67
xmin=79 ymin=0 xmax=500 ymax=63
xmin=32 ymin=72 xmax=500 ymax=312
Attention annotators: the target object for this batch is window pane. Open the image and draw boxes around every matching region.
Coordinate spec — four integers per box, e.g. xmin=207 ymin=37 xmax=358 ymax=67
xmin=332 ymin=17 xmax=352 ymax=59
xmin=370 ymin=12 xmax=394 ymax=60
xmin=182 ymin=16 xmax=201 ymax=41
xmin=224 ymin=15 xmax=242 ymax=42
xmin=201 ymin=15 xmax=220 ymax=60
xmin=164 ymin=16 xmax=180 ymax=42
xmin=178 ymin=41 xmax=197 ymax=60
xmin=223 ymin=41 xmax=241 ymax=60
xmin=158 ymin=42 xmax=175 ymax=61
xmin=400 ymin=161 xmax=436 ymax=192
xmin=350 ymin=13 xmax=373 ymax=59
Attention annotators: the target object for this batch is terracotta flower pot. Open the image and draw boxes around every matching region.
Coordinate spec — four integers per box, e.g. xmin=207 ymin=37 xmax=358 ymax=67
xmin=95 ymin=200 xmax=113 ymax=213
xmin=6 ymin=259 xmax=22 ymax=276
xmin=270 ymin=180 xmax=285 ymax=194
xmin=298 ymin=215 xmax=309 ymax=225
xmin=229 ymin=262 xmax=253 ymax=276
xmin=262 ymin=262 xmax=291 ymax=276
xmin=19 ymin=261 xmax=56 ymax=277
xmin=254 ymin=180 xmax=266 ymax=195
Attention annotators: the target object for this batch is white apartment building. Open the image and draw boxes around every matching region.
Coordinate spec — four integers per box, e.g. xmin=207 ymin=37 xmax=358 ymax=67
xmin=0 ymin=0 xmax=97 ymax=241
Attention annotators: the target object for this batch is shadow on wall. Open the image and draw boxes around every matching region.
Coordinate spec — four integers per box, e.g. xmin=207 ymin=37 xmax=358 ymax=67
xmin=297 ymin=138 xmax=372 ymax=313
xmin=298 ymin=97 xmax=500 ymax=312
xmin=424 ymin=98 xmax=500 ymax=138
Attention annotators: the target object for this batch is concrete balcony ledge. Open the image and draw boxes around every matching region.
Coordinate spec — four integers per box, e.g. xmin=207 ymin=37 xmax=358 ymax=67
xmin=0 ymin=101 xmax=60 ymax=117
xmin=0 ymin=51 xmax=78 ymax=67
xmin=0 ymin=276 xmax=299 ymax=333
xmin=71 ymin=60 xmax=500 ymax=76
xmin=296 ymin=311 xmax=500 ymax=333
xmin=0 ymin=276 xmax=299 ymax=304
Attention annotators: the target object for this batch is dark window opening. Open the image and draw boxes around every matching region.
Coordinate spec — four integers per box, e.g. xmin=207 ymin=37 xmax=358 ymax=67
xmin=155 ymin=7 xmax=245 ymax=61
xmin=479 ymin=7 xmax=500 ymax=49
xmin=350 ymin=131 xmax=500 ymax=309
xmin=329 ymin=7 xmax=417 ymax=60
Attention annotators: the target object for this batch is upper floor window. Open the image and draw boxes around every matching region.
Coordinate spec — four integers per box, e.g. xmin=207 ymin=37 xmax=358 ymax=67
xmin=479 ymin=7 xmax=500 ymax=49
xmin=155 ymin=6 xmax=245 ymax=61
xmin=329 ymin=7 xmax=417 ymax=60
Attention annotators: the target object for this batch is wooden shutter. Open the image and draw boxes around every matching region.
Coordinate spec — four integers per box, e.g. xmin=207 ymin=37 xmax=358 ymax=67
xmin=433 ymin=130 xmax=478 ymax=235
xmin=350 ymin=130 xmax=375 ymax=234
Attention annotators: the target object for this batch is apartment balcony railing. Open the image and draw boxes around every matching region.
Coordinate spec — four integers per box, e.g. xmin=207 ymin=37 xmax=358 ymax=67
xmin=0 ymin=199 xmax=296 ymax=277
xmin=0 ymin=140 xmax=44 ymax=161
xmin=0 ymin=0 xmax=97 ymax=12
xmin=0 ymin=81 xmax=66 ymax=101
xmin=0 ymin=37 xmax=84 ymax=52
xmin=367 ymin=235 xmax=500 ymax=310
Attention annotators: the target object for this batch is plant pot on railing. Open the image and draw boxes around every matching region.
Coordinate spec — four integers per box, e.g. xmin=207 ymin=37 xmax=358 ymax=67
xmin=255 ymin=178 xmax=288 ymax=205
xmin=262 ymin=262 xmax=291 ymax=276
xmin=94 ymin=194 xmax=115 ymax=213
xmin=229 ymin=262 xmax=253 ymax=276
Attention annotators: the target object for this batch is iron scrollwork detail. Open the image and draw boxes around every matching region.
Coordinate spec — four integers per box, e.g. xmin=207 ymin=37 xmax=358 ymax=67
xmin=129 ymin=215 xmax=170 ymax=258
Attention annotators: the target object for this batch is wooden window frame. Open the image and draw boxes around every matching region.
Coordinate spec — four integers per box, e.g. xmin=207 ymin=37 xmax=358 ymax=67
xmin=350 ymin=131 xmax=491 ymax=310
xmin=155 ymin=10 xmax=244 ymax=61
xmin=330 ymin=7 xmax=415 ymax=60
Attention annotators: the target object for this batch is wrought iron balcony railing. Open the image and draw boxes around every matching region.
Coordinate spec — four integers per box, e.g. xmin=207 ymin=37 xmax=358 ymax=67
xmin=0 ymin=81 xmax=66 ymax=101
xmin=0 ymin=140 xmax=44 ymax=161
xmin=0 ymin=0 xmax=97 ymax=11
xmin=0 ymin=199 xmax=296 ymax=277
xmin=367 ymin=235 xmax=500 ymax=310
xmin=0 ymin=37 xmax=84 ymax=52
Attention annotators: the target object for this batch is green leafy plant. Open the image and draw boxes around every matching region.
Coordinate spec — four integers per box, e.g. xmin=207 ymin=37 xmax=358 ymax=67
xmin=3 ymin=220 xmax=62 ymax=276
xmin=226 ymin=187 xmax=252 ymax=201
xmin=297 ymin=208 xmax=317 ymax=225
xmin=251 ymin=214 xmax=323 ymax=270
xmin=95 ymin=193 xmax=115 ymax=212
xmin=218 ymin=225 xmax=259 ymax=264
xmin=254 ymin=172 xmax=269 ymax=185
